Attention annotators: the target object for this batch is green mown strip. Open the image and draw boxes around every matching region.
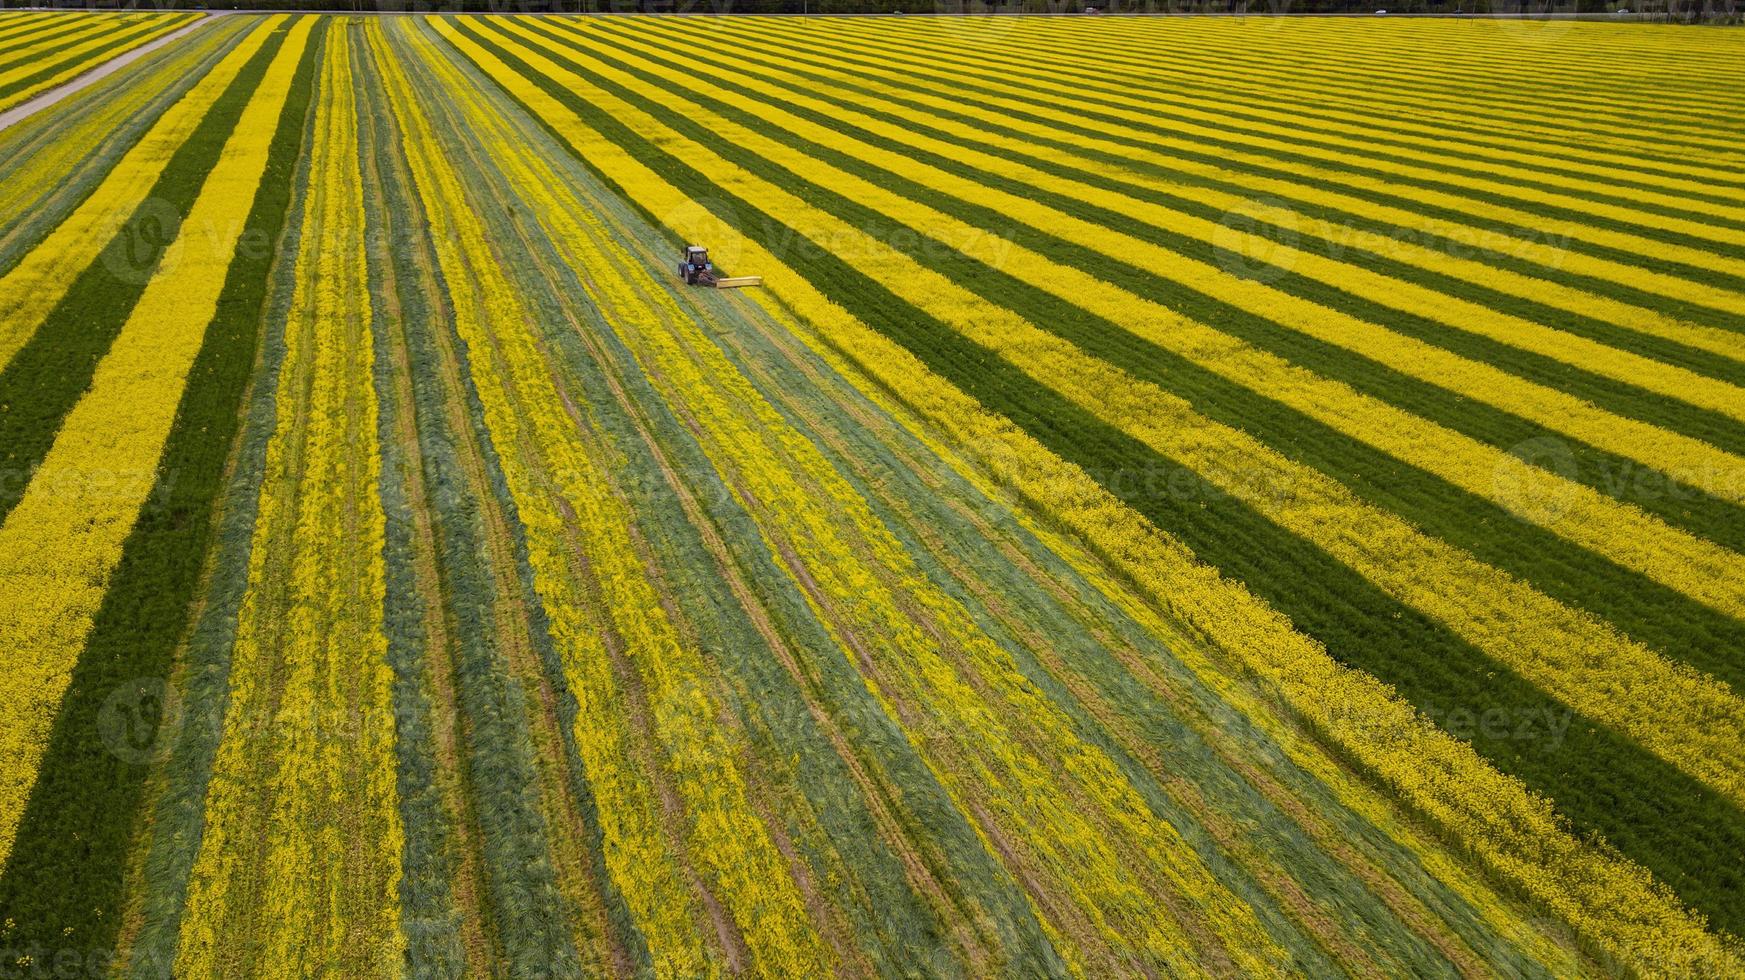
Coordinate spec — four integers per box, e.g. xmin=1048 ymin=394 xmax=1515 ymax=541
xmin=0 ymin=18 xmax=189 ymax=108
xmin=732 ymin=18 xmax=1745 ymax=312
xmin=718 ymin=312 xmax=1565 ymax=973
xmin=0 ymin=15 xmax=60 ymax=46
xmin=538 ymin=235 xmax=1053 ymax=976
xmin=420 ymin=22 xmax=1070 ymax=970
xmin=385 ymin=273 xmax=589 ymax=976
xmin=385 ymin=26 xmax=664 ymax=971
xmin=458 ymin=18 xmax=1745 ymax=937
xmin=0 ymin=18 xmax=287 ymax=531
xmin=356 ymin=34 xmax=479 ymax=979
xmin=359 ymin=28 xmax=605 ymax=974
xmin=0 ymin=18 xmax=251 ymax=276
xmin=372 ymin=223 xmax=586 ymax=979
xmin=604 ymin=17 xmax=1745 ymax=529
xmin=707 ymin=293 xmax=1490 ymax=975
xmin=446 ymin=300 xmax=659 ymax=975
xmin=695 ymin=241 xmax=1484 ymax=973
xmin=646 ymin=17 xmax=1745 ymax=394
xmin=0 ymin=16 xmax=316 ymax=970
xmin=412 ymin=29 xmax=1037 ymax=969
xmin=851 ymin=22 xmax=1745 ymax=207
xmin=523 ymin=19 xmax=1745 ymax=693
xmin=684 ymin=20 xmax=1745 ymax=321
xmin=531 ymin=279 xmax=1012 ymax=976
xmin=122 ymin=21 xmax=321 ymax=978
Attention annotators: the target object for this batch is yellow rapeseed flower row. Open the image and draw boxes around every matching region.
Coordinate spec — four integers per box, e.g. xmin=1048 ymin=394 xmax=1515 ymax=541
xmin=0 ymin=14 xmax=307 ymax=874
xmin=568 ymin=19 xmax=1745 ymax=516
xmin=0 ymin=18 xmax=114 ymax=66
xmin=436 ymin=19 xmax=1741 ymax=972
xmin=827 ymin=17 xmax=1745 ymax=238
xmin=686 ymin=20 xmax=1745 ymax=371
xmin=847 ymin=19 xmax=1745 ymax=230
xmin=443 ymin=29 xmax=1289 ymax=967
xmin=689 ymin=16 xmax=1745 ymax=363
xmin=993 ymin=15 xmax=1745 ymax=152
xmin=634 ymin=15 xmax=1745 ymax=395
xmin=377 ymin=23 xmax=827 ymax=973
xmin=174 ymin=26 xmax=405 ymax=978
xmin=0 ymin=15 xmax=281 ymax=373
xmin=367 ymin=32 xmax=701 ymax=972
xmin=0 ymin=14 xmax=63 ymax=48
xmin=759 ymin=19 xmax=1745 ymax=316
xmin=998 ymin=18 xmax=1743 ymax=160
xmin=733 ymin=259 xmax=1595 ymax=976
xmin=0 ymin=14 xmax=194 ymax=111
xmin=700 ymin=28 xmax=1745 ymax=607
xmin=0 ymin=17 xmax=109 ymax=62
xmin=0 ymin=19 xmax=245 ymax=243
xmin=473 ymin=16 xmax=1745 ymax=810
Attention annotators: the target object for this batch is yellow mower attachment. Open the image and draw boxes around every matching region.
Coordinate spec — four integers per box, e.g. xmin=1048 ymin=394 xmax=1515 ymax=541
xmin=709 ymin=275 xmax=763 ymax=288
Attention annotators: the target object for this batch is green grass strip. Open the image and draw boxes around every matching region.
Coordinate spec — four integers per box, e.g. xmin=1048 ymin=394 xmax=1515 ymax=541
xmin=524 ymin=217 xmax=1045 ymax=979
xmin=356 ymin=35 xmax=474 ymax=980
xmin=862 ymin=20 xmax=1745 ymax=177
xmin=0 ymin=14 xmax=61 ymax=46
xmin=696 ymin=267 xmax=1483 ymax=974
xmin=457 ymin=17 xmax=1745 ymax=936
xmin=416 ymin=22 xmax=1063 ymax=969
xmin=0 ymin=19 xmax=116 ymax=73
xmin=721 ymin=317 xmax=1566 ymax=974
xmin=850 ymin=21 xmax=1745 ymax=209
xmin=119 ymin=22 xmax=321 ymax=978
xmin=0 ymin=16 xmax=317 ymax=970
xmin=603 ymin=17 xmax=1745 ymax=528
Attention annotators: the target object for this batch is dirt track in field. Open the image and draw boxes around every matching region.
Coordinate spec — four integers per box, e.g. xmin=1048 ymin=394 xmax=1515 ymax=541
xmin=0 ymin=12 xmax=220 ymax=134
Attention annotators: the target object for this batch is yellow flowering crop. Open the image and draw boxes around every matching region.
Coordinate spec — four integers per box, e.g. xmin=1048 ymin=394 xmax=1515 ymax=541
xmin=6 ymin=13 xmax=1742 ymax=977
xmin=0 ymin=13 xmax=308 ymax=871
xmin=444 ymin=15 xmax=1744 ymax=972
xmin=173 ymin=25 xmax=405 ymax=978
xmin=0 ymin=16 xmax=281 ymax=373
